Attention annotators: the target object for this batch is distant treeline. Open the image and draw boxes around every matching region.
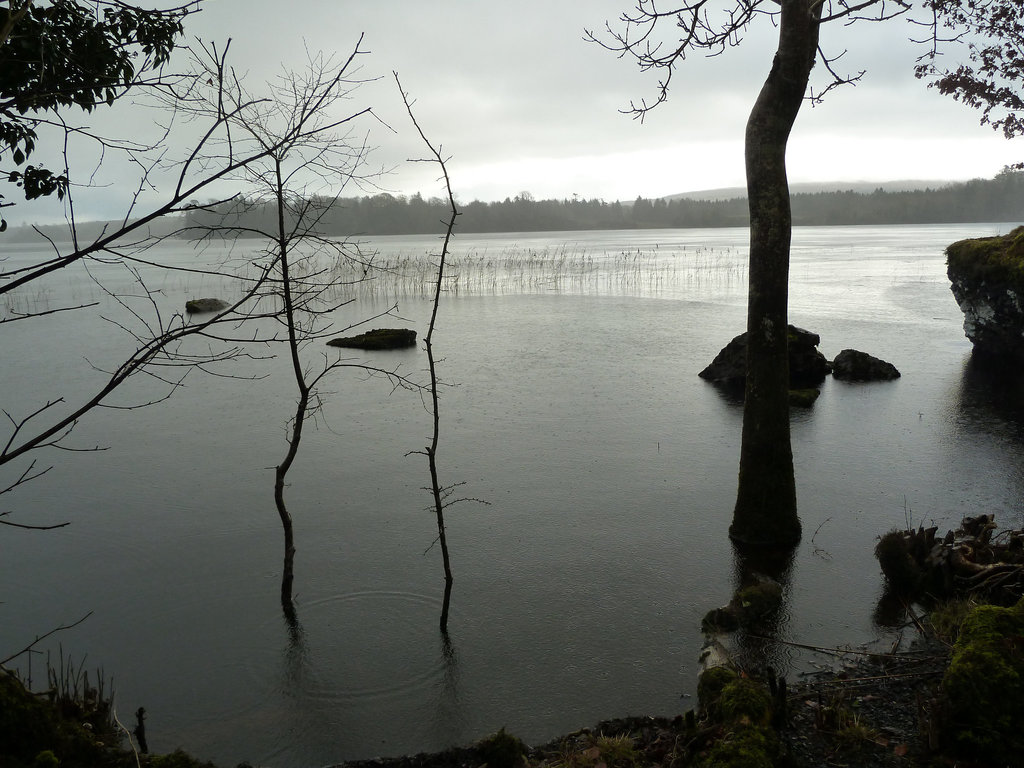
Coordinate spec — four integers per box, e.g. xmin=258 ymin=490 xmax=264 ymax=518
xmin=180 ymin=169 xmax=1024 ymax=236
xmin=7 ymin=170 xmax=1023 ymax=243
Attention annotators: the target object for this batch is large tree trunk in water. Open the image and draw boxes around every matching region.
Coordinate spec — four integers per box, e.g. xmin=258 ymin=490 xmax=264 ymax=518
xmin=731 ymin=0 xmax=820 ymax=547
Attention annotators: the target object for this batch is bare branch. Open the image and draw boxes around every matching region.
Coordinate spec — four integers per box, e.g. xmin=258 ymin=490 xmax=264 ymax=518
xmin=0 ymin=612 xmax=94 ymax=667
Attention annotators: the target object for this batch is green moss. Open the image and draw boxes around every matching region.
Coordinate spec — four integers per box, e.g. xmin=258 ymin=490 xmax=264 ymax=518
xmin=735 ymin=581 xmax=783 ymax=622
xmin=927 ymin=598 xmax=978 ymax=644
xmin=940 ymin=598 xmax=1024 ymax=764
xmin=697 ymin=725 xmax=778 ymax=768
xmin=697 ymin=667 xmax=738 ymax=718
xmin=719 ymin=679 xmax=772 ymax=727
xmin=33 ymin=751 xmax=59 ymax=768
xmin=946 ymin=225 xmax=1024 ymax=294
xmin=476 ymin=727 xmax=526 ymax=768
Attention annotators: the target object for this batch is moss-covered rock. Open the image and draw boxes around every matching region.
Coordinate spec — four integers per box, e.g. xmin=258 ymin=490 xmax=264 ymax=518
xmin=697 ymin=667 xmax=739 ymax=719
xmin=695 ymin=668 xmax=779 ymax=768
xmin=947 ymin=226 xmax=1024 ymax=294
xmin=696 ymin=725 xmax=778 ymax=768
xmin=701 ymin=578 xmax=784 ymax=634
xmin=947 ymin=226 xmax=1024 ymax=361
xmin=940 ymin=597 xmax=1024 ymax=764
xmin=719 ymin=679 xmax=772 ymax=727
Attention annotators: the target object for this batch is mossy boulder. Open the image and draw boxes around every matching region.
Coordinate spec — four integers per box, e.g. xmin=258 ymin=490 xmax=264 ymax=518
xmin=696 ymin=725 xmax=778 ymax=768
xmin=695 ymin=668 xmax=779 ymax=768
xmin=326 ymin=328 xmax=417 ymax=350
xmin=697 ymin=666 xmax=739 ymax=718
xmin=940 ymin=597 xmax=1024 ymax=764
xmin=947 ymin=225 xmax=1024 ymax=294
xmin=701 ymin=577 xmax=784 ymax=634
xmin=947 ymin=226 xmax=1024 ymax=361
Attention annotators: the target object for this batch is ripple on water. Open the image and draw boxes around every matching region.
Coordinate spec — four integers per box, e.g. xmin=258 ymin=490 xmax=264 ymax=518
xmin=247 ymin=590 xmax=449 ymax=705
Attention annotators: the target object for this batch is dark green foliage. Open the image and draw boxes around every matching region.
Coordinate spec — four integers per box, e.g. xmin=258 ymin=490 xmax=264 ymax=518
xmin=0 ymin=1 xmax=183 ymax=115
xmin=915 ymin=0 xmax=1024 ymax=141
xmin=940 ymin=598 xmax=1024 ymax=764
xmin=1 ymin=0 xmax=190 ymax=225
xmin=947 ymin=225 xmax=1024 ymax=294
xmin=476 ymin=728 xmax=526 ymax=768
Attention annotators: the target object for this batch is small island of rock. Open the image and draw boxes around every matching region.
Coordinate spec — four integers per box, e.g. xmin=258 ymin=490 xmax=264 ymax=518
xmin=326 ymin=328 xmax=417 ymax=350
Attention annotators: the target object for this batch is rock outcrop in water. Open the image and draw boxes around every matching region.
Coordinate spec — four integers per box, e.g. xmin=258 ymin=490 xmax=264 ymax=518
xmin=831 ymin=349 xmax=900 ymax=381
xmin=185 ymin=297 xmax=229 ymax=313
xmin=947 ymin=226 xmax=1024 ymax=362
xmin=698 ymin=325 xmax=831 ymax=388
xmin=326 ymin=328 xmax=417 ymax=350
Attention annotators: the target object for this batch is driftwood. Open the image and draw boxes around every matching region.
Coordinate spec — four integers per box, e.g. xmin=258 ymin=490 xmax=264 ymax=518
xmin=876 ymin=515 xmax=1024 ymax=604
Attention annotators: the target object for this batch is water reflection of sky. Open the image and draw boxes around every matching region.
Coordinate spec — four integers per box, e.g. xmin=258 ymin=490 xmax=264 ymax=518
xmin=2 ymin=223 xmax=1022 ymax=766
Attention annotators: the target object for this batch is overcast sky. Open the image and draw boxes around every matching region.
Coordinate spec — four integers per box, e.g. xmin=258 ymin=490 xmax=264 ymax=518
xmin=10 ymin=1 xmax=1023 ymax=224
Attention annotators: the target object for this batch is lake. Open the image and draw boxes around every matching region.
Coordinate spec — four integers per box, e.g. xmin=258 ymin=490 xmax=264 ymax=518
xmin=2 ymin=223 xmax=1023 ymax=767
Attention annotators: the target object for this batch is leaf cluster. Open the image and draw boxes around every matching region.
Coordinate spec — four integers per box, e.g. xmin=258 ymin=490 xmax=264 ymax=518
xmin=916 ymin=0 xmax=1024 ymax=144
xmin=0 ymin=0 xmax=193 ymax=226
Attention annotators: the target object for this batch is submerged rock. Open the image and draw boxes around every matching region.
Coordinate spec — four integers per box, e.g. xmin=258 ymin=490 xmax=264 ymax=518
xmin=326 ymin=327 xmax=417 ymax=350
xmin=946 ymin=226 xmax=1024 ymax=362
xmin=701 ymin=575 xmax=784 ymax=635
xmin=788 ymin=388 xmax=820 ymax=407
xmin=831 ymin=349 xmax=900 ymax=381
xmin=184 ymin=297 xmax=229 ymax=313
xmin=698 ymin=325 xmax=831 ymax=388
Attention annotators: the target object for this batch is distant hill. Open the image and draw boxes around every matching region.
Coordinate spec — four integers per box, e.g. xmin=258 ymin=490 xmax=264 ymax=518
xmin=665 ymin=180 xmax=956 ymax=202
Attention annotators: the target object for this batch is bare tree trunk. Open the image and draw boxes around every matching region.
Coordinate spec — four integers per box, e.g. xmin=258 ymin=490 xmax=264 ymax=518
xmin=395 ymin=73 xmax=460 ymax=633
xmin=272 ymin=156 xmax=307 ymax=623
xmin=731 ymin=0 xmax=820 ymax=547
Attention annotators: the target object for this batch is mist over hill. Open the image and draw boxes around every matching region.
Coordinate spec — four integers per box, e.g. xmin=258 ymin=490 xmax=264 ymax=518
xmin=665 ymin=179 xmax=956 ymax=202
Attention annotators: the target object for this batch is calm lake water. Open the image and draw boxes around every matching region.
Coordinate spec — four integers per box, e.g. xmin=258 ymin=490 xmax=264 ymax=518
xmin=2 ymin=224 xmax=1023 ymax=767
